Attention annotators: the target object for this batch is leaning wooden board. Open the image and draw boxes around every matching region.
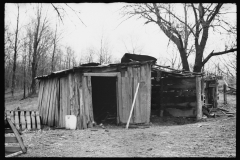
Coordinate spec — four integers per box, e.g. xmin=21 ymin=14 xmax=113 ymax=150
xmin=5 ymin=118 xmax=27 ymax=155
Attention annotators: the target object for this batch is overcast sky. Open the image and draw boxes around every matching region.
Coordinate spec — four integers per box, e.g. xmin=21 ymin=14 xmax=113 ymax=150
xmin=5 ymin=3 xmax=236 ymax=67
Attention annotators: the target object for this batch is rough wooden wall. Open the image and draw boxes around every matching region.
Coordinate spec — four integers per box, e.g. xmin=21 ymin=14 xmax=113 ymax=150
xmin=38 ymin=63 xmax=152 ymax=129
xmin=119 ymin=63 xmax=151 ymax=124
xmin=161 ymin=77 xmax=197 ymax=117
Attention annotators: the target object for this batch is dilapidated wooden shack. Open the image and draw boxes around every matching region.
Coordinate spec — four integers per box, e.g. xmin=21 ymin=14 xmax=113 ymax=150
xmin=36 ymin=61 xmax=153 ymax=129
xmin=151 ymin=65 xmax=204 ymax=119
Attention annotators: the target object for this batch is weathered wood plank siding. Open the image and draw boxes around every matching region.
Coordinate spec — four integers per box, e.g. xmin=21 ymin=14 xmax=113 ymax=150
xmin=119 ymin=63 xmax=151 ymax=124
xmin=161 ymin=77 xmax=197 ymax=117
xmin=37 ymin=62 xmax=153 ymax=129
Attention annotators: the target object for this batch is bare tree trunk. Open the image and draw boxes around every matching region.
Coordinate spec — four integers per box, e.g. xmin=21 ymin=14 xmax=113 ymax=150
xmin=51 ymin=24 xmax=57 ymax=72
xmin=31 ymin=9 xmax=41 ymax=95
xmin=11 ymin=4 xmax=20 ymax=97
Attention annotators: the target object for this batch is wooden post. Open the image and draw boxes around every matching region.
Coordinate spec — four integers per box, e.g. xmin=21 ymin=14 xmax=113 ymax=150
xmin=196 ymin=76 xmax=202 ymax=120
xmin=160 ymin=78 xmax=164 ymax=117
xmin=223 ymin=84 xmax=227 ymax=104
xmin=126 ymin=83 xmax=140 ymax=129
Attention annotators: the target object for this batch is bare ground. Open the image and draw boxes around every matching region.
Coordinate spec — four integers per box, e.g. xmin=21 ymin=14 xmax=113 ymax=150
xmin=5 ymin=91 xmax=236 ymax=157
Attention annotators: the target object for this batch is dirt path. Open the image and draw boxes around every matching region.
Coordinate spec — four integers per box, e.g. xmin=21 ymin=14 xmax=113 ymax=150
xmin=16 ymin=115 xmax=235 ymax=157
xmin=5 ymin=92 xmax=236 ymax=157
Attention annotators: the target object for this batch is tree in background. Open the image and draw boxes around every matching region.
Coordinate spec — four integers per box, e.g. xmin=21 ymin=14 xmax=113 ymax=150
xmin=98 ymin=33 xmax=112 ymax=64
xmin=122 ymin=3 xmax=237 ymax=72
xmin=11 ymin=4 xmax=20 ymax=96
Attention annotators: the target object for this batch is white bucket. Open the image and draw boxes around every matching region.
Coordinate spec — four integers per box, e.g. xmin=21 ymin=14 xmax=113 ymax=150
xmin=65 ymin=115 xmax=77 ymax=130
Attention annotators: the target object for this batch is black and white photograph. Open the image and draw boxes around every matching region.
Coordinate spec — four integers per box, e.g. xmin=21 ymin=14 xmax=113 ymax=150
xmin=4 ymin=3 xmax=236 ymax=157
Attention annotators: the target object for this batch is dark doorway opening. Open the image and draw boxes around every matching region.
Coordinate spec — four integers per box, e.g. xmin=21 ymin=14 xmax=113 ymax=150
xmin=91 ymin=76 xmax=117 ymax=125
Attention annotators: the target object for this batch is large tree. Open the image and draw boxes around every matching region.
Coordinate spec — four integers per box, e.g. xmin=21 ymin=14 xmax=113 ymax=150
xmin=11 ymin=4 xmax=20 ymax=96
xmin=122 ymin=3 xmax=237 ymax=72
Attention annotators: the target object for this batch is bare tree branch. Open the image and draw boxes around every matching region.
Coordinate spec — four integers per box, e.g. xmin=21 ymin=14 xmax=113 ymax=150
xmin=202 ymin=48 xmax=237 ymax=65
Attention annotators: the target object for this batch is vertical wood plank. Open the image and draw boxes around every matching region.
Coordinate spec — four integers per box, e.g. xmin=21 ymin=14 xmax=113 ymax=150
xmin=35 ymin=111 xmax=41 ymax=130
xmin=10 ymin=111 xmax=14 ymax=124
xmin=146 ymin=63 xmax=151 ymax=123
xmin=47 ymin=79 xmax=55 ymax=125
xmin=26 ymin=111 xmax=31 ymax=130
xmin=43 ymin=79 xmax=52 ymax=124
xmin=88 ymin=76 xmax=94 ymax=127
xmin=69 ymin=73 xmax=74 ymax=115
xmin=140 ymin=65 xmax=147 ymax=123
xmin=196 ymin=76 xmax=202 ymax=120
xmin=37 ymin=80 xmax=44 ymax=116
xmin=127 ymin=67 xmax=133 ymax=123
xmin=82 ymin=76 xmax=87 ymax=129
xmin=117 ymin=73 xmax=121 ymax=124
xmin=20 ymin=111 xmax=26 ymax=130
xmin=54 ymin=78 xmax=59 ymax=127
xmin=14 ymin=111 xmax=20 ymax=130
xmin=78 ymin=73 xmax=84 ymax=129
xmin=50 ymin=78 xmax=57 ymax=126
xmin=121 ymin=77 xmax=127 ymax=123
xmin=137 ymin=67 xmax=142 ymax=123
xmin=51 ymin=78 xmax=57 ymax=126
xmin=59 ymin=78 xmax=63 ymax=127
xmin=79 ymin=83 xmax=85 ymax=129
xmin=31 ymin=111 xmax=36 ymax=130
xmin=40 ymin=80 xmax=47 ymax=122
xmin=6 ymin=110 xmax=11 ymax=119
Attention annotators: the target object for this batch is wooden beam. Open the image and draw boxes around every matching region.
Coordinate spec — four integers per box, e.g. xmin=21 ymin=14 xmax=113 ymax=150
xmin=83 ymin=72 xmax=119 ymax=77
xmin=196 ymin=76 xmax=202 ymax=120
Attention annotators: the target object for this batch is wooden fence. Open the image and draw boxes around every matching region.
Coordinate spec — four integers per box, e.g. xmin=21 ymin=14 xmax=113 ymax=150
xmin=5 ymin=110 xmax=41 ymax=131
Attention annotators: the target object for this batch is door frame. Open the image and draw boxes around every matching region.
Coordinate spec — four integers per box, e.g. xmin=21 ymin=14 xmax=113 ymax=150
xmin=83 ymin=72 xmax=121 ymax=124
